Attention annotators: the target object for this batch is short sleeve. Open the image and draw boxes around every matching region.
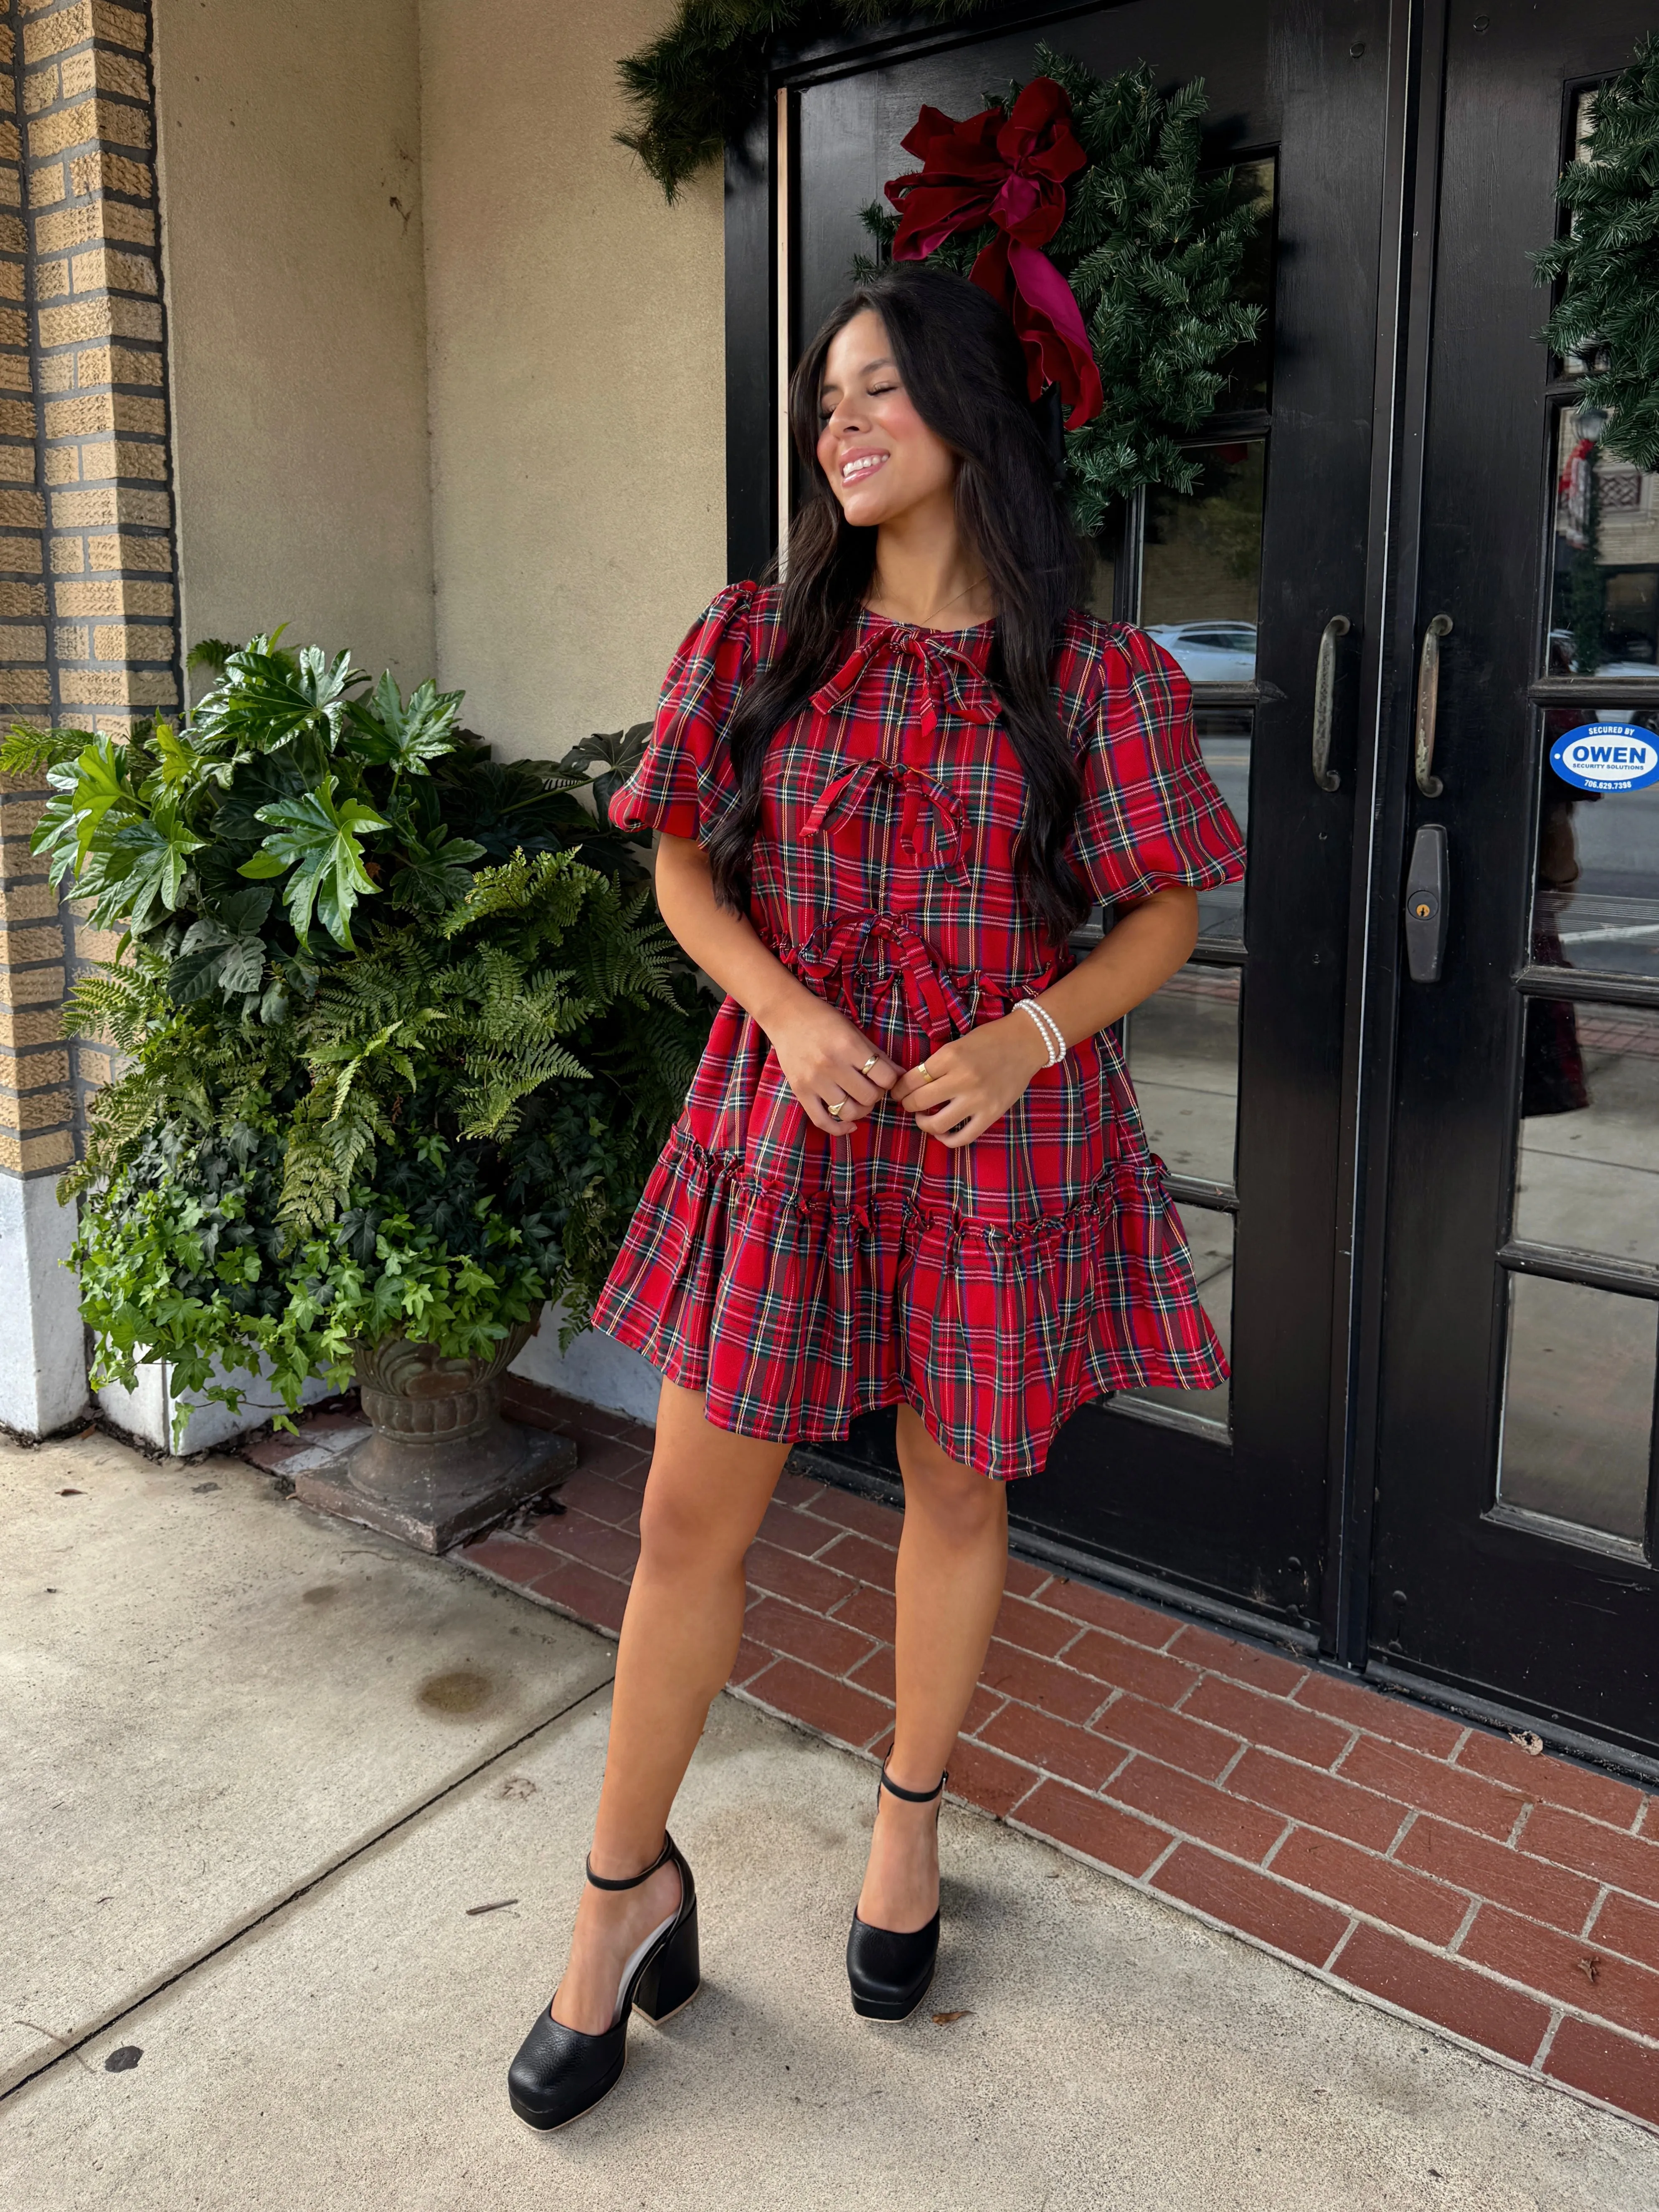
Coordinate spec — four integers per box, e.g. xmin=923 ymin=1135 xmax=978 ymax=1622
xmin=606 ymin=582 xmax=757 ymax=842
xmin=1067 ymin=626 xmax=1248 ymax=907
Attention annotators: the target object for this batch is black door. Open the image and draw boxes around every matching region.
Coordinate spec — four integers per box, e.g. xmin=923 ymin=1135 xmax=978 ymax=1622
xmin=748 ymin=1 xmax=1393 ymax=1634
xmin=1373 ymin=4 xmax=1659 ymax=1759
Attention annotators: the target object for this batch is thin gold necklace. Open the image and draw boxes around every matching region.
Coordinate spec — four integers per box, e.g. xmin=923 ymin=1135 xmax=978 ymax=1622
xmin=867 ymin=571 xmax=991 ymax=628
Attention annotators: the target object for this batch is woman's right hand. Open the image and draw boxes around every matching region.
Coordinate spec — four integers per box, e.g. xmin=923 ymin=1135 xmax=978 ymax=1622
xmin=765 ymin=992 xmax=900 ymax=1138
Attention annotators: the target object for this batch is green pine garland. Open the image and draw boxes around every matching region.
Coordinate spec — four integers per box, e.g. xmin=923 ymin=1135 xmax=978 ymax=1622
xmin=618 ymin=2 xmax=991 ymax=200
xmin=1535 ymin=33 xmax=1659 ymax=468
xmin=860 ymin=48 xmax=1263 ymax=525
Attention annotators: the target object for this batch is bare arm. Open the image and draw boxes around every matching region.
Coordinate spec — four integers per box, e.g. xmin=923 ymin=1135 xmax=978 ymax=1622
xmin=1027 ymin=883 xmax=1199 ymax=1045
xmin=651 ymin=831 xmax=900 ymax=1138
xmin=890 ymin=884 xmax=1200 ymax=1147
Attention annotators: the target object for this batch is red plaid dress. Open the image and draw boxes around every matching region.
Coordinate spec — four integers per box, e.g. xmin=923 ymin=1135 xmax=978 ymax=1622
xmin=590 ymin=582 xmax=1247 ymax=1480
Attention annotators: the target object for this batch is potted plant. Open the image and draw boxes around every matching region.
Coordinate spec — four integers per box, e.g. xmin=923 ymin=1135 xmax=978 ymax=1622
xmin=4 ymin=635 xmax=709 ymax=1548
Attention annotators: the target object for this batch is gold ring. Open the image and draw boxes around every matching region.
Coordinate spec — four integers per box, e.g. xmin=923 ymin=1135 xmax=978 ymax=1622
xmin=860 ymin=1054 xmax=878 ymax=1075
xmin=827 ymin=1098 xmax=845 ymax=1119
xmin=916 ymin=1058 xmax=933 ymax=1083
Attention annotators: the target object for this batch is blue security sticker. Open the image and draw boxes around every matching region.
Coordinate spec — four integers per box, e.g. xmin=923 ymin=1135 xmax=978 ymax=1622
xmin=1549 ymin=723 xmax=1659 ymax=794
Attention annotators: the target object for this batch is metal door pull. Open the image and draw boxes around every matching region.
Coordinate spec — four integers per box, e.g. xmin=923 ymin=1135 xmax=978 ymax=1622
xmin=1313 ymin=615 xmax=1350 ymax=790
xmin=1414 ymin=614 xmax=1453 ymax=796
xmin=1404 ymin=823 xmax=1449 ymax=981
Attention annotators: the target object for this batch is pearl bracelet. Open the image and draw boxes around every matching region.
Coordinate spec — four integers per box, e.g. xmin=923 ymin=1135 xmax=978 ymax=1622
xmin=1015 ymin=994 xmax=1066 ymax=1067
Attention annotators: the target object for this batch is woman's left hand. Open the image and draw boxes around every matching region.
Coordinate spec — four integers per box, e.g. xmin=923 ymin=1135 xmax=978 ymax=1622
xmin=889 ymin=1013 xmax=1052 ymax=1147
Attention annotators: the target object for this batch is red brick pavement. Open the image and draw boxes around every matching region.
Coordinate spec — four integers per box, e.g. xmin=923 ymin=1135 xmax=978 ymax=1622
xmin=251 ymin=1385 xmax=1659 ymax=2133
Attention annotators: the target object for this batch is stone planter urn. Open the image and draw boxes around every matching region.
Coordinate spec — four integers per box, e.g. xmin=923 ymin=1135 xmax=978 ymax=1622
xmin=292 ymin=1320 xmax=576 ymax=1553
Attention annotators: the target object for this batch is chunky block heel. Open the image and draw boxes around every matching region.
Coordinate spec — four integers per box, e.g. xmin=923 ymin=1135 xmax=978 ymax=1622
xmin=633 ymin=1898 xmax=700 ymax=2022
xmin=846 ymin=1760 xmax=947 ymax=2022
xmin=507 ymin=1831 xmax=699 ymax=2132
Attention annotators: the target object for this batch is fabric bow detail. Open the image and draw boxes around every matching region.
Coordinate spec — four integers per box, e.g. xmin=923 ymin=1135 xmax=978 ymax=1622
xmin=802 ymin=756 xmax=967 ymax=874
xmin=804 ymin=624 xmax=992 ymax=874
xmin=885 ymin=76 xmax=1104 ymax=431
xmin=793 ymin=909 xmax=974 ymax=1050
xmin=809 ymin=623 xmax=998 ymax=743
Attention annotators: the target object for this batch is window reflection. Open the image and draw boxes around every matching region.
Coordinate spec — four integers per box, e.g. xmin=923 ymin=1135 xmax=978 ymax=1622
xmin=1196 ymin=708 xmax=1249 ymax=943
xmin=1549 ymin=405 xmax=1659 ymax=677
xmin=1213 ymin=157 xmax=1276 ymax=416
xmin=1125 ymin=965 xmax=1240 ymax=1187
xmin=1533 ymin=403 xmax=1659 ymax=984
xmin=1142 ymin=442 xmax=1264 ymax=679
xmin=1530 ymin=702 xmax=1659 ymax=985
xmin=1497 ymin=1272 xmax=1655 ymax=1547
xmin=1517 ymin=1001 xmax=1659 ymax=1265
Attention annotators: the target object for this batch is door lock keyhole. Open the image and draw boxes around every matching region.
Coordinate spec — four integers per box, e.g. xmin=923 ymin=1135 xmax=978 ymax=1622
xmin=1404 ymin=827 xmax=1449 ymax=981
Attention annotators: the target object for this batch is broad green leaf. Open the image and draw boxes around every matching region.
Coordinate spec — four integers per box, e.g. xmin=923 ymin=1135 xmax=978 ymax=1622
xmin=213 ymin=884 xmax=274 ymax=936
xmin=46 ymin=735 xmax=141 ymax=881
xmin=387 ymin=820 xmax=486 ymax=915
xmin=168 ymin=911 xmax=268 ymax=1004
xmin=99 ymin=802 xmax=205 ymax=933
xmin=251 ymin=775 xmax=389 ymax=948
xmin=191 ymin=642 xmax=366 ymax=760
xmin=215 ymin=936 xmax=266 ymax=995
xmin=343 ymin=671 xmax=465 ymax=776
xmin=139 ymin=719 xmax=203 ymax=801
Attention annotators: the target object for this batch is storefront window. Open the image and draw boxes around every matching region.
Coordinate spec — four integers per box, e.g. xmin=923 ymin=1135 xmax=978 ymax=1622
xmin=1140 ymin=441 xmax=1265 ymax=679
xmin=1497 ymin=1273 xmax=1655 ymax=1548
xmin=1515 ymin=999 xmax=1659 ymax=1263
xmin=1546 ymin=405 xmax=1659 ymax=679
xmin=1124 ymin=966 xmax=1240 ymax=1188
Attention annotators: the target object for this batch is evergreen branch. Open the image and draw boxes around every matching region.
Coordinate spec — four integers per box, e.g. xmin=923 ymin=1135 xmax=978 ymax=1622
xmin=615 ymin=2 xmax=993 ymax=198
xmin=1536 ymin=33 xmax=1659 ymax=469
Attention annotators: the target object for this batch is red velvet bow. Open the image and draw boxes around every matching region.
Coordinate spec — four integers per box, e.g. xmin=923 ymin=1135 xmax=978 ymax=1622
xmin=885 ymin=76 xmax=1104 ymax=431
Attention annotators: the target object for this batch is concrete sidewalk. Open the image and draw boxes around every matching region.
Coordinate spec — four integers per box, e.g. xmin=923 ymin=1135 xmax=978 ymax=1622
xmin=3 ymin=1433 xmax=1657 ymax=2209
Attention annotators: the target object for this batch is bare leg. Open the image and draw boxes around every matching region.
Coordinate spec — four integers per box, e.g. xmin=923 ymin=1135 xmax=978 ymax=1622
xmin=550 ymin=1375 xmax=791 ymax=2033
xmin=855 ymin=1401 xmax=1008 ymax=1933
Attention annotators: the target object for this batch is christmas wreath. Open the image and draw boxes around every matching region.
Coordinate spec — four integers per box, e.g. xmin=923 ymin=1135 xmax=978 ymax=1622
xmin=618 ymin=2 xmax=990 ymax=200
xmin=859 ymin=49 xmax=1265 ymax=529
xmin=1535 ymin=33 xmax=1659 ymax=468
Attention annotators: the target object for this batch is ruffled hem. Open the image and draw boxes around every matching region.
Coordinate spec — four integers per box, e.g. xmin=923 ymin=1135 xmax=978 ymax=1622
xmin=589 ymin=1121 xmax=1228 ymax=1482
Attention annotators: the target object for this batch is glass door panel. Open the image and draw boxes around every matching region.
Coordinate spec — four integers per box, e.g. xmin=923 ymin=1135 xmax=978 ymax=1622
xmin=781 ymin=0 xmax=1391 ymax=1626
xmin=1373 ymin=0 xmax=1659 ymax=1758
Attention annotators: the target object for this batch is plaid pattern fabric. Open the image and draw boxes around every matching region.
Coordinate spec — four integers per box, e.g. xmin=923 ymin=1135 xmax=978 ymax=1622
xmin=590 ymin=582 xmax=1247 ymax=1480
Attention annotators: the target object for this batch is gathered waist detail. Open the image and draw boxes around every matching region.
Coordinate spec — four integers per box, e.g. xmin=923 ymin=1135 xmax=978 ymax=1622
xmin=757 ymin=908 xmax=1073 ymax=1048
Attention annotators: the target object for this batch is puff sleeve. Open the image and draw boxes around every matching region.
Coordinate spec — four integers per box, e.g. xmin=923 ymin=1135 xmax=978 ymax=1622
xmin=1067 ymin=625 xmax=1248 ymax=908
xmin=606 ymin=581 xmax=756 ymax=843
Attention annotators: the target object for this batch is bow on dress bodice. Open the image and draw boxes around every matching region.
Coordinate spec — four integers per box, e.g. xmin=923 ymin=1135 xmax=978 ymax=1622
xmin=792 ymin=909 xmax=975 ymax=1048
xmin=801 ymin=622 xmax=997 ymax=877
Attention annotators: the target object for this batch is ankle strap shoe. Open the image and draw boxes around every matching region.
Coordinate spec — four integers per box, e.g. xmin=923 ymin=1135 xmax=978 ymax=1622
xmin=507 ymin=1832 xmax=700 ymax=2131
xmin=846 ymin=1759 xmax=948 ymax=2021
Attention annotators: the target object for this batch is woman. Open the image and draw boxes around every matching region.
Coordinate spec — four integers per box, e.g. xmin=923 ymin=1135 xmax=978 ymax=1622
xmin=508 ymin=263 xmax=1245 ymax=2131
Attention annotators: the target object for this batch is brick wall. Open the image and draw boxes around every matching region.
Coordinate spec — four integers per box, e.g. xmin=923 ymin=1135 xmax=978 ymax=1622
xmin=0 ymin=0 xmax=175 ymax=1180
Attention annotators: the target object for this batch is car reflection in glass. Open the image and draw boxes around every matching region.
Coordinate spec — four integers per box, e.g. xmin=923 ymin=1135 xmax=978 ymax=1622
xmin=1144 ymin=622 xmax=1258 ymax=684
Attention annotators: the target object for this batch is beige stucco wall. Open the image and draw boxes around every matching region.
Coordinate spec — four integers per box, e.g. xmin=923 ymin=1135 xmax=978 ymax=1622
xmin=152 ymin=0 xmax=436 ymax=688
xmin=417 ymin=0 xmax=726 ymax=760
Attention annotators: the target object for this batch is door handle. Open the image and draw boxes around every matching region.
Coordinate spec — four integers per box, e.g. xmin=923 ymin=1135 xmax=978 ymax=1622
xmin=1413 ymin=614 xmax=1453 ymax=796
xmin=1312 ymin=615 xmax=1350 ymax=791
xmin=1404 ymin=823 xmax=1449 ymax=981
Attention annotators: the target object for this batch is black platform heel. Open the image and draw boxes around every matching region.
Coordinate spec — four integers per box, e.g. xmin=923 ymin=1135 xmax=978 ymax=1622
xmin=846 ymin=1759 xmax=947 ymax=2022
xmin=507 ymin=1831 xmax=700 ymax=2131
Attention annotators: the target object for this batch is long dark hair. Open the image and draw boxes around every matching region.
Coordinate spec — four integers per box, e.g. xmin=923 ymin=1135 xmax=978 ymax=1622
xmin=704 ymin=262 xmax=1092 ymax=943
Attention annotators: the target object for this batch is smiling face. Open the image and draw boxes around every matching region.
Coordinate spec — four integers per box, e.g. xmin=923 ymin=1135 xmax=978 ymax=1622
xmin=815 ymin=309 xmax=960 ymax=529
